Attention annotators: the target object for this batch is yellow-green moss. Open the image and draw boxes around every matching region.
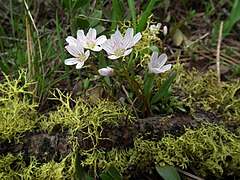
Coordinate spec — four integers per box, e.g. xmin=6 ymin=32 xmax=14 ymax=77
xmin=173 ymin=65 xmax=240 ymax=122
xmin=40 ymin=88 xmax=130 ymax=149
xmin=0 ymin=70 xmax=38 ymax=143
xmin=0 ymin=152 xmax=76 ymax=179
xmin=81 ymin=124 xmax=240 ymax=178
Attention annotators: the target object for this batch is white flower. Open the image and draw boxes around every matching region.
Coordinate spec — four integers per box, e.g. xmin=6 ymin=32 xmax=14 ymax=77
xmin=98 ymin=66 xmax=114 ymax=76
xmin=149 ymin=23 xmax=161 ymax=32
xmin=148 ymin=52 xmax=172 ymax=74
xmin=77 ymin=28 xmax=107 ymax=51
xmin=102 ymin=28 xmax=142 ymax=59
xmin=64 ymin=42 xmax=90 ymax=69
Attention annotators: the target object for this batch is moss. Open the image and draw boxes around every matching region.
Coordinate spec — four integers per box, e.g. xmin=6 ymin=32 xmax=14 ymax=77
xmin=0 ymin=70 xmax=38 ymax=143
xmin=0 ymin=152 xmax=76 ymax=179
xmin=81 ymin=124 xmax=240 ymax=178
xmin=173 ymin=65 xmax=240 ymax=123
xmin=40 ymin=88 xmax=130 ymax=149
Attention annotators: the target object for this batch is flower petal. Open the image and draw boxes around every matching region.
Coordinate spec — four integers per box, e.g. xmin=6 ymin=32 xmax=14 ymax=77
xmin=111 ymin=30 xmax=123 ymax=43
xmin=77 ymin=30 xmax=87 ymax=42
xmin=102 ymin=40 xmax=114 ymax=54
xmin=95 ymin=35 xmax=107 ymax=45
xmin=124 ymin=28 xmax=134 ymax=39
xmin=84 ymin=50 xmax=90 ymax=60
xmin=64 ymin=58 xmax=78 ymax=65
xmin=133 ymin=32 xmax=142 ymax=45
xmin=92 ymin=46 xmax=102 ymax=52
xmin=157 ymin=53 xmax=168 ymax=68
xmin=160 ymin=64 xmax=172 ymax=72
xmin=124 ymin=49 xmax=132 ymax=56
xmin=65 ymin=45 xmax=80 ymax=57
xmin=76 ymin=62 xmax=84 ymax=69
xmin=108 ymin=54 xmax=119 ymax=59
xmin=151 ymin=52 xmax=159 ymax=63
xmin=148 ymin=61 xmax=153 ymax=73
xmin=66 ymin=36 xmax=77 ymax=45
xmin=87 ymin=28 xmax=96 ymax=40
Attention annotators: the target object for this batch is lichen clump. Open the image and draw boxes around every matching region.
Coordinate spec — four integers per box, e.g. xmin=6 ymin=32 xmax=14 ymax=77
xmin=81 ymin=124 xmax=240 ymax=178
xmin=173 ymin=65 xmax=240 ymax=122
xmin=0 ymin=71 xmax=38 ymax=143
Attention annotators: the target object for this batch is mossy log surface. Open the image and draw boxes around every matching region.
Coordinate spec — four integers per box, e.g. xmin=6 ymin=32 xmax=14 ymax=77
xmin=1 ymin=110 xmax=231 ymax=164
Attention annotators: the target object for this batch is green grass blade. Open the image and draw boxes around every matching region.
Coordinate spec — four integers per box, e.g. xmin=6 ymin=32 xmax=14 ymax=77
xmin=223 ymin=0 xmax=240 ymax=36
xmin=111 ymin=0 xmax=122 ymax=30
xmin=136 ymin=0 xmax=156 ymax=32
xmin=127 ymin=0 xmax=137 ymax=32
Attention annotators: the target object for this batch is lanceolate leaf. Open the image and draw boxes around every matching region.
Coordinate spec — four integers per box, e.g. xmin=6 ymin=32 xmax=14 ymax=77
xmin=107 ymin=166 xmax=122 ymax=180
xmin=137 ymin=0 xmax=156 ymax=32
xmin=144 ymin=73 xmax=155 ymax=102
xmin=151 ymin=71 xmax=177 ymax=104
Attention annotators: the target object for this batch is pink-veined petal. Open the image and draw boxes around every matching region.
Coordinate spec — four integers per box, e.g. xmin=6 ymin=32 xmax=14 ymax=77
xmin=84 ymin=50 xmax=90 ymax=60
xmin=65 ymin=45 xmax=80 ymax=57
xmin=124 ymin=28 xmax=134 ymax=39
xmin=156 ymin=53 xmax=168 ymax=68
xmin=64 ymin=58 xmax=78 ymax=65
xmin=124 ymin=49 xmax=132 ymax=56
xmin=102 ymin=40 xmax=115 ymax=54
xmin=108 ymin=54 xmax=119 ymax=59
xmin=92 ymin=46 xmax=102 ymax=52
xmin=66 ymin=36 xmax=77 ymax=45
xmin=159 ymin=64 xmax=172 ymax=72
xmin=133 ymin=32 xmax=142 ymax=45
xmin=150 ymin=52 xmax=159 ymax=65
xmin=95 ymin=35 xmax=107 ymax=45
xmin=77 ymin=30 xmax=87 ymax=42
xmin=87 ymin=28 xmax=96 ymax=41
xmin=151 ymin=68 xmax=162 ymax=74
xmin=111 ymin=30 xmax=123 ymax=43
xmin=76 ymin=62 xmax=85 ymax=69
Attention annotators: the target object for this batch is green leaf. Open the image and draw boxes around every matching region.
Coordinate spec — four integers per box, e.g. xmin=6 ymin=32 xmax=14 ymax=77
xmin=89 ymin=10 xmax=102 ymax=27
xmin=144 ymin=73 xmax=155 ymax=102
xmin=100 ymin=173 xmax=113 ymax=180
xmin=83 ymin=78 xmax=90 ymax=91
xmin=173 ymin=29 xmax=183 ymax=46
xmin=95 ymin=25 xmax=105 ymax=34
xmin=75 ymin=16 xmax=89 ymax=29
xmin=148 ymin=45 xmax=159 ymax=52
xmin=73 ymin=0 xmax=88 ymax=9
xmin=156 ymin=166 xmax=181 ymax=180
xmin=136 ymin=0 xmax=156 ymax=32
xmin=151 ymin=71 xmax=177 ymax=104
xmin=75 ymin=151 xmax=84 ymax=180
xmin=85 ymin=175 xmax=95 ymax=180
xmin=107 ymin=166 xmax=122 ymax=180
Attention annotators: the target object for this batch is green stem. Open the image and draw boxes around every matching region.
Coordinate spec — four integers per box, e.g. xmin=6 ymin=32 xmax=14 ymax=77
xmin=123 ymin=68 xmax=153 ymax=116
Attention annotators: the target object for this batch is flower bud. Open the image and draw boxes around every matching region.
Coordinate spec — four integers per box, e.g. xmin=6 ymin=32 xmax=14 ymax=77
xmin=163 ymin=26 xmax=168 ymax=36
xmin=98 ymin=66 xmax=114 ymax=76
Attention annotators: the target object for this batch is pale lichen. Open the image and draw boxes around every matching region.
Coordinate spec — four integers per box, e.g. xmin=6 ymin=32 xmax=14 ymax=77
xmin=173 ymin=66 xmax=240 ymax=122
xmin=80 ymin=124 xmax=240 ymax=178
xmin=0 ymin=70 xmax=38 ymax=143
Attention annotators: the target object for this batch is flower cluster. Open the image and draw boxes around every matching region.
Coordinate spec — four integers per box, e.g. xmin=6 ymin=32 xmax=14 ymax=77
xmin=64 ymin=27 xmax=171 ymax=75
xmin=149 ymin=23 xmax=168 ymax=37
